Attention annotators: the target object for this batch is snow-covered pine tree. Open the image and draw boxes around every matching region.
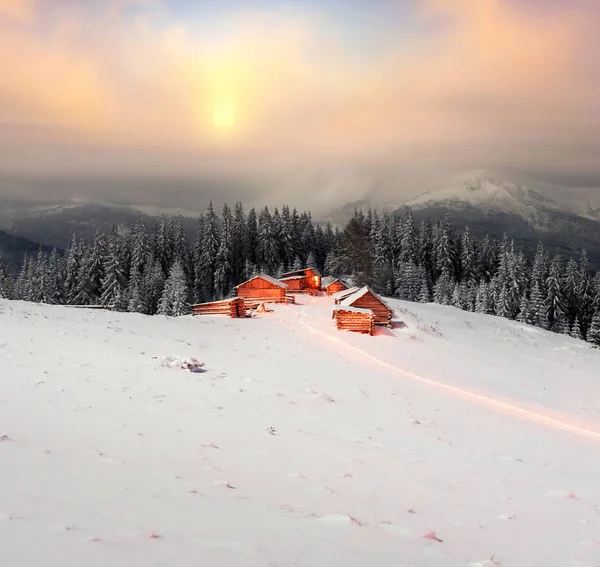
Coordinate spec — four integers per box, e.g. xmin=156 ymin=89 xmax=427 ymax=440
xmin=570 ymin=317 xmax=583 ymax=340
xmin=291 ymin=256 xmax=302 ymax=271
xmin=245 ymin=208 xmax=258 ymax=267
xmin=398 ymin=209 xmax=417 ymax=264
xmin=300 ymin=212 xmax=316 ymax=265
xmin=157 ymin=260 xmax=190 ymax=316
xmin=46 ymin=248 xmax=64 ymax=304
xmin=529 ymin=280 xmax=549 ymax=329
xmin=279 ymin=205 xmax=295 ymax=270
xmin=475 ymin=280 xmax=488 ymax=313
xmin=214 ymin=204 xmax=234 ymax=299
xmin=545 ymin=254 xmax=567 ymax=329
xmin=0 ymin=254 xmax=11 ymax=299
xmin=460 ymin=226 xmax=476 ymax=283
xmin=191 ymin=214 xmax=205 ymax=303
xmin=433 ymin=272 xmax=453 ymax=305
xmin=587 ymin=311 xmax=600 ymax=346
xmin=197 ymin=202 xmax=220 ymax=302
xmin=232 ymin=202 xmax=246 ymax=284
xmin=451 ymin=283 xmax=464 ymax=310
xmin=142 ymin=256 xmax=165 ymax=315
xmin=516 ymin=293 xmax=531 ymax=325
xmin=100 ymin=236 xmax=125 ymax=308
xmin=418 ymin=279 xmax=432 ymax=303
xmin=256 ymin=206 xmax=279 ymax=274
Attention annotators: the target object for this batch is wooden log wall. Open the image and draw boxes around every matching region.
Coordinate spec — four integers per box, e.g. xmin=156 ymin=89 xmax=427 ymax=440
xmin=333 ymin=308 xmax=374 ymax=335
xmin=348 ymin=291 xmax=393 ymax=326
xmin=192 ymin=297 xmax=247 ymax=318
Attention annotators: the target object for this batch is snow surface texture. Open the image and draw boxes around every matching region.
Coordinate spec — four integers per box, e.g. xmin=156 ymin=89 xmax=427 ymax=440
xmin=1 ymin=296 xmax=600 ymax=567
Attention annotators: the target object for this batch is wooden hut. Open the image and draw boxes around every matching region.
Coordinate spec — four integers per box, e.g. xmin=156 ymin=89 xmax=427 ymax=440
xmin=235 ymin=274 xmax=288 ymax=303
xmin=279 ymin=275 xmax=307 ymax=292
xmin=279 ymin=267 xmax=322 ymax=291
xmin=192 ymin=297 xmax=246 ymax=318
xmin=325 ymin=278 xmax=350 ymax=296
xmin=333 ymin=306 xmax=374 ymax=335
xmin=339 ymin=286 xmax=394 ymax=326
xmin=332 ymin=286 xmax=359 ymax=304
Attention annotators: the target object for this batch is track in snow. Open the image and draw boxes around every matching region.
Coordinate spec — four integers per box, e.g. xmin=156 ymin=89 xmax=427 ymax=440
xmin=296 ymin=306 xmax=600 ymax=444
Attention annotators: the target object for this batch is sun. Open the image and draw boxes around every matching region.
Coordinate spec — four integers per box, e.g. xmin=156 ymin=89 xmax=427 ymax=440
xmin=210 ymin=100 xmax=237 ymax=131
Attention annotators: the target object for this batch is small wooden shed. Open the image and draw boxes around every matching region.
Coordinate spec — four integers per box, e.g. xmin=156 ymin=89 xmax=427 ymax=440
xmin=235 ymin=274 xmax=288 ymax=302
xmin=332 ymin=286 xmax=359 ymax=304
xmin=279 ymin=275 xmax=307 ymax=292
xmin=325 ymin=278 xmax=350 ymax=296
xmin=279 ymin=267 xmax=322 ymax=291
xmin=333 ymin=306 xmax=374 ymax=335
xmin=339 ymin=286 xmax=393 ymax=326
xmin=192 ymin=297 xmax=246 ymax=318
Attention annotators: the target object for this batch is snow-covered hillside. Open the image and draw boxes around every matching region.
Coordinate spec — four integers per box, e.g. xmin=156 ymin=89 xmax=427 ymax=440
xmin=2 ymin=297 xmax=600 ymax=567
xmin=404 ymin=170 xmax=600 ymax=222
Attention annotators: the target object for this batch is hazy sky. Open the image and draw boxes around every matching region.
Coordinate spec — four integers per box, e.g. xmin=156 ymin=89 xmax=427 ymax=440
xmin=1 ymin=0 xmax=599 ymax=213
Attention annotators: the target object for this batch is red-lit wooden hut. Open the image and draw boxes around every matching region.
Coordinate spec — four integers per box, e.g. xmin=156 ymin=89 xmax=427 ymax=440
xmin=235 ymin=274 xmax=288 ymax=302
xmin=325 ymin=278 xmax=350 ymax=296
xmin=279 ymin=275 xmax=307 ymax=292
xmin=333 ymin=306 xmax=374 ymax=335
xmin=339 ymin=286 xmax=393 ymax=326
xmin=279 ymin=267 xmax=322 ymax=291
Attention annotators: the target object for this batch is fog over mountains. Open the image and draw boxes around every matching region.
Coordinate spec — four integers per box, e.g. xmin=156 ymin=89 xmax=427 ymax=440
xmin=1 ymin=169 xmax=599 ymax=269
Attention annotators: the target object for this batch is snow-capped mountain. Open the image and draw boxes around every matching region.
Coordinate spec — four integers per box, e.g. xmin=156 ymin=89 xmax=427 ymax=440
xmin=405 ymin=170 xmax=600 ymax=222
xmin=401 ymin=170 xmax=600 ymax=268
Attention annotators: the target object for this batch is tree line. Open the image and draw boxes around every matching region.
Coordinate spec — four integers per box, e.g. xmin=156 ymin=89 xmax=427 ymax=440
xmin=0 ymin=204 xmax=599 ymax=346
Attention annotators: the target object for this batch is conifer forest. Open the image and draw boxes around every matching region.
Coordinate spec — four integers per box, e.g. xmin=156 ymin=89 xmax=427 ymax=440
xmin=1 ymin=204 xmax=599 ymax=347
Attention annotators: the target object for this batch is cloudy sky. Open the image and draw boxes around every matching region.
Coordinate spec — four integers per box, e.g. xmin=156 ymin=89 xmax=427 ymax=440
xmin=1 ymin=0 xmax=599 ymax=213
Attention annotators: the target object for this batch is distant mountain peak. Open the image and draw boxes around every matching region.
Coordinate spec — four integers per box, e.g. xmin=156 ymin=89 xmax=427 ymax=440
xmin=404 ymin=170 xmax=560 ymax=219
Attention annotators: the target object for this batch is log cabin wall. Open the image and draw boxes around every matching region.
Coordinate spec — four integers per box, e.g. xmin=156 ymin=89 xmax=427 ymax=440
xmin=348 ymin=291 xmax=392 ymax=326
xmin=326 ymin=280 xmax=348 ymax=296
xmin=333 ymin=308 xmax=374 ymax=335
xmin=236 ymin=277 xmax=287 ymax=300
xmin=304 ymin=269 xmax=321 ymax=290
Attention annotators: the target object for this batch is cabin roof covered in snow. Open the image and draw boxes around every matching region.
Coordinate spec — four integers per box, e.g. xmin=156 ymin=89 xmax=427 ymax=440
xmin=279 ymin=275 xmax=305 ymax=281
xmin=235 ymin=274 xmax=288 ymax=288
xmin=333 ymin=305 xmax=374 ymax=315
xmin=325 ymin=278 xmax=350 ymax=288
xmin=280 ymin=267 xmax=322 ymax=278
xmin=331 ymin=286 xmax=359 ymax=300
xmin=340 ymin=286 xmax=393 ymax=310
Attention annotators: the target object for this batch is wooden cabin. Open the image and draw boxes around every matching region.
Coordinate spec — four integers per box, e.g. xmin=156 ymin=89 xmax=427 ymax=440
xmin=279 ymin=275 xmax=307 ymax=292
xmin=325 ymin=278 xmax=350 ymax=296
xmin=339 ymin=286 xmax=394 ymax=326
xmin=279 ymin=267 xmax=322 ymax=291
xmin=332 ymin=286 xmax=359 ymax=304
xmin=192 ymin=297 xmax=246 ymax=318
xmin=333 ymin=306 xmax=374 ymax=335
xmin=235 ymin=274 xmax=288 ymax=302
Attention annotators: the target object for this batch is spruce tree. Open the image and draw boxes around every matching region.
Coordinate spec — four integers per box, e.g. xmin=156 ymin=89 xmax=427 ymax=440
xmin=588 ymin=311 xmax=600 ymax=346
xmin=157 ymin=260 xmax=189 ymax=316
xmin=570 ymin=317 xmax=583 ymax=340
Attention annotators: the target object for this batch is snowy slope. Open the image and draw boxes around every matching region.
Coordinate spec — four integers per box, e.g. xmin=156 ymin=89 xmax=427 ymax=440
xmin=405 ymin=170 xmax=561 ymax=218
xmin=404 ymin=169 xmax=600 ymax=222
xmin=2 ymin=297 xmax=600 ymax=567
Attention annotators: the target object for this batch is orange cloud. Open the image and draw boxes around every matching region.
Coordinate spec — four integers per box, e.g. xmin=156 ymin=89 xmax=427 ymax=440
xmin=0 ymin=0 xmax=598 ymax=179
xmin=0 ymin=0 xmax=34 ymax=21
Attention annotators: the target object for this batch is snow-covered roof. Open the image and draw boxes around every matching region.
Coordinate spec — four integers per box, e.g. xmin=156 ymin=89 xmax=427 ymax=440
xmin=340 ymin=286 xmax=393 ymax=311
xmin=279 ymin=275 xmax=305 ymax=281
xmin=280 ymin=267 xmax=322 ymax=278
xmin=331 ymin=287 xmax=359 ymax=300
xmin=325 ymin=278 xmax=350 ymax=288
xmin=235 ymin=274 xmax=288 ymax=288
xmin=333 ymin=306 xmax=374 ymax=315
